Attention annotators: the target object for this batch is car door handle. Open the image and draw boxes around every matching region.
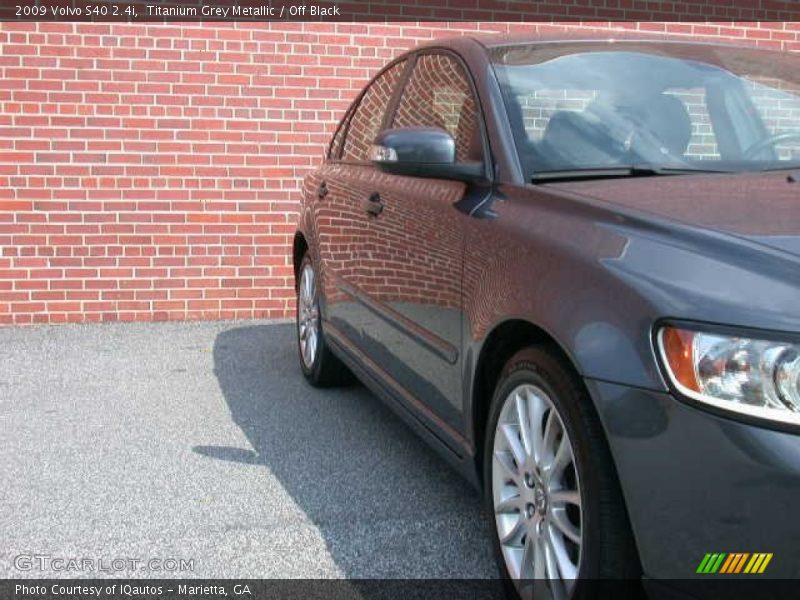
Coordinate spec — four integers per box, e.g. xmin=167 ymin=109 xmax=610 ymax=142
xmin=317 ymin=181 xmax=328 ymax=199
xmin=362 ymin=192 xmax=384 ymax=216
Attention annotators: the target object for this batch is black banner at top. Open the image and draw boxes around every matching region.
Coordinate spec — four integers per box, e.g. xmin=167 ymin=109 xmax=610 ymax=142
xmin=4 ymin=0 xmax=800 ymax=22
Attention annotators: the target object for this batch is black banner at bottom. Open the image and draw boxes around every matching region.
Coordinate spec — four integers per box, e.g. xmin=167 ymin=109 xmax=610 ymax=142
xmin=4 ymin=579 xmax=800 ymax=600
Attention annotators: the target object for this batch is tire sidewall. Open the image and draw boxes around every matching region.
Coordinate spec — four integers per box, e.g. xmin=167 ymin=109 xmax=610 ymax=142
xmin=483 ymin=348 xmax=602 ymax=596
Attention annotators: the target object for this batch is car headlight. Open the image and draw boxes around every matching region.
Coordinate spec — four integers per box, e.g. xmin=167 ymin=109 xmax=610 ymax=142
xmin=657 ymin=325 xmax=800 ymax=425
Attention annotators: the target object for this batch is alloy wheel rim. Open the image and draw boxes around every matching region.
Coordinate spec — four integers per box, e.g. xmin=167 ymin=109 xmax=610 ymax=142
xmin=297 ymin=263 xmax=319 ymax=369
xmin=492 ymin=383 xmax=583 ymax=599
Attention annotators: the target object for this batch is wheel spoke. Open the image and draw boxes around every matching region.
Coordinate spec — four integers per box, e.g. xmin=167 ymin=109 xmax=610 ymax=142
xmin=494 ymin=450 xmax=521 ymax=484
xmin=548 ymin=433 xmax=572 ymax=477
xmin=542 ymin=408 xmax=557 ymax=452
xmin=500 ymin=423 xmax=526 ymax=469
xmin=550 ymin=489 xmax=581 ymax=509
xmin=308 ymin=331 xmax=317 ymax=361
xmin=499 ymin=515 xmax=525 ymax=546
xmin=304 ymin=267 xmax=314 ymax=300
xmin=547 ymin=522 xmax=578 ymax=580
xmin=495 ymin=494 xmax=522 ymax=515
xmin=519 ymin=532 xmax=535 ymax=580
xmin=533 ymin=535 xmax=546 ymax=580
xmin=549 ymin=508 xmax=581 ymax=545
xmin=528 ymin=389 xmax=548 ymax=466
xmin=515 ymin=392 xmax=533 ymax=458
xmin=544 ymin=537 xmax=567 ymax=600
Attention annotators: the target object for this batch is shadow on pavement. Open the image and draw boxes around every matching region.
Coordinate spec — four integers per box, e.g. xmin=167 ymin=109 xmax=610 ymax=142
xmin=196 ymin=323 xmax=496 ymax=578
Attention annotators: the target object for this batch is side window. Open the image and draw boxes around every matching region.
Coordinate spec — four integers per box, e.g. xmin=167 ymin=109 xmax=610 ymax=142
xmin=341 ymin=60 xmax=406 ymax=162
xmin=392 ymin=53 xmax=482 ymax=162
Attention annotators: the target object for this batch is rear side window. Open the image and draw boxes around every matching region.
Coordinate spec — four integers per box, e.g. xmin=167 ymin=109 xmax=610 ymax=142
xmin=392 ymin=53 xmax=482 ymax=162
xmin=341 ymin=60 xmax=406 ymax=162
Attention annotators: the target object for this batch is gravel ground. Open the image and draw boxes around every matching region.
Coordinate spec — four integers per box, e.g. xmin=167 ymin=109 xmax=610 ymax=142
xmin=0 ymin=320 xmax=496 ymax=579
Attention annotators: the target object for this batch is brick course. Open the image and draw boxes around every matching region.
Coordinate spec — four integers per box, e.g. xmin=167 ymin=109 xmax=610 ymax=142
xmin=1 ymin=21 xmax=799 ymax=325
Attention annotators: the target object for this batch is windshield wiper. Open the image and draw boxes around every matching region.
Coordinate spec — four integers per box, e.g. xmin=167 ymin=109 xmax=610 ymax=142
xmin=531 ymin=165 xmax=730 ymax=183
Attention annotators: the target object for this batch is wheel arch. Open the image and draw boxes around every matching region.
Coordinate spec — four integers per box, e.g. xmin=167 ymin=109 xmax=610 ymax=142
xmin=292 ymin=231 xmax=308 ymax=290
xmin=474 ymin=318 xmax=644 ymax=583
xmin=470 ymin=318 xmax=585 ymax=487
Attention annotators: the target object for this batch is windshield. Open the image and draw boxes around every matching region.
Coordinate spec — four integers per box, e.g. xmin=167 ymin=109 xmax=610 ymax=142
xmin=490 ymin=42 xmax=800 ymax=179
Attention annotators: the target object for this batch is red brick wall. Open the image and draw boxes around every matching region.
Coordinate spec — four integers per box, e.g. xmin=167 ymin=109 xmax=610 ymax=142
xmin=1 ymin=21 xmax=799 ymax=325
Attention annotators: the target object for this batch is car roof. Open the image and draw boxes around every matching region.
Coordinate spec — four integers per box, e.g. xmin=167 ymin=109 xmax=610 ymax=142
xmin=413 ymin=31 xmax=777 ymax=55
xmin=471 ymin=30 xmax=733 ymax=47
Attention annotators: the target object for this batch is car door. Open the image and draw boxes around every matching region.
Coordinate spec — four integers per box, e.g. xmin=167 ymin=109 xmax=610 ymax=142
xmin=351 ymin=51 xmax=487 ymax=440
xmin=312 ymin=59 xmax=408 ymax=345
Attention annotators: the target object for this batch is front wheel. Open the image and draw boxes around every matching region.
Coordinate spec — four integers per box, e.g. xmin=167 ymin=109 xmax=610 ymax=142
xmin=296 ymin=254 xmax=352 ymax=387
xmin=484 ymin=346 xmax=641 ymax=599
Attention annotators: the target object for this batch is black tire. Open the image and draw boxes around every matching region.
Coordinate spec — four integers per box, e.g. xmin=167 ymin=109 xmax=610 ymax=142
xmin=295 ymin=253 xmax=352 ymax=387
xmin=483 ymin=345 xmax=642 ymax=599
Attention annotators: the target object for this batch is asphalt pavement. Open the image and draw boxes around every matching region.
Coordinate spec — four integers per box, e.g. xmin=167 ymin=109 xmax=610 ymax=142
xmin=0 ymin=320 xmax=497 ymax=579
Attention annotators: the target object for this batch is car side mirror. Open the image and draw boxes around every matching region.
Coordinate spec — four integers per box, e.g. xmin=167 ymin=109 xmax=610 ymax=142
xmin=370 ymin=127 xmax=485 ymax=183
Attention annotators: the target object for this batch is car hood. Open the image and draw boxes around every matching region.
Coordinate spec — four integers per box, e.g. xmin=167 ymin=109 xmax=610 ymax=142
xmin=551 ymin=170 xmax=800 ymax=257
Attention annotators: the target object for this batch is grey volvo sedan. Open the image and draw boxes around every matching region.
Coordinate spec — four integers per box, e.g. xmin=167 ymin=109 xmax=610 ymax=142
xmin=292 ymin=34 xmax=800 ymax=598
